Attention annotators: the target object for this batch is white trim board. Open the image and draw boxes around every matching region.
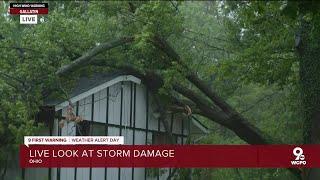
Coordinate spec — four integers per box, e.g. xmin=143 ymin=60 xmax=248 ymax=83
xmin=55 ymin=75 xmax=141 ymax=111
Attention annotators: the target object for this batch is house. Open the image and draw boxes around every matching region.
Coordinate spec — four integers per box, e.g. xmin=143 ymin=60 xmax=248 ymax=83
xmin=9 ymin=72 xmax=208 ymax=180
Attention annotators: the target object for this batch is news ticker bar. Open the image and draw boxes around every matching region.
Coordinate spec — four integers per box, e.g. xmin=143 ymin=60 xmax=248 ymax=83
xmin=20 ymin=145 xmax=320 ymax=168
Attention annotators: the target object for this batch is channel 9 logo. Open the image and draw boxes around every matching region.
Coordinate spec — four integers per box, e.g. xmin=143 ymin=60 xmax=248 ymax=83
xmin=291 ymin=147 xmax=307 ymax=165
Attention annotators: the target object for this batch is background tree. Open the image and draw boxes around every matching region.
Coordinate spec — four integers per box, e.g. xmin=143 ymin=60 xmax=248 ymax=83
xmin=218 ymin=1 xmax=320 ymax=179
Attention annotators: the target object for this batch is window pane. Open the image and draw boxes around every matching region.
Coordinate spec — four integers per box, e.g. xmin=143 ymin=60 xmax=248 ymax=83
xmin=76 ymin=121 xmax=90 ymax=136
xmin=91 ymin=123 xmax=105 ymax=136
xmin=152 ymin=132 xmax=176 ymax=144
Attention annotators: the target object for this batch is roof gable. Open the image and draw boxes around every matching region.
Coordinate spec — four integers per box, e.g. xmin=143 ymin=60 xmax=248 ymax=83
xmin=50 ymin=73 xmax=141 ymax=111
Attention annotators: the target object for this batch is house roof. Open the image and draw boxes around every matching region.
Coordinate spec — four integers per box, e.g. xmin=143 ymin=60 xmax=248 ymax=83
xmin=65 ymin=72 xmax=123 ymax=99
xmin=45 ymin=72 xmax=141 ymax=108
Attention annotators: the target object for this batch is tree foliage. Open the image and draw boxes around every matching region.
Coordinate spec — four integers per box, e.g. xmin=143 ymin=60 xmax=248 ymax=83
xmin=1 ymin=1 xmax=319 ymax=179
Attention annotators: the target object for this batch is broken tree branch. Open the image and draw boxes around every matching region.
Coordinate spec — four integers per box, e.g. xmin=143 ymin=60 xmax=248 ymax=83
xmin=56 ymin=37 xmax=134 ymax=76
xmin=151 ymin=35 xmax=235 ymax=115
xmin=173 ymin=84 xmax=268 ymax=144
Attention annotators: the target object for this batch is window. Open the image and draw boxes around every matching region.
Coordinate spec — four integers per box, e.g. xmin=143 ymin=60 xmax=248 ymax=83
xmin=76 ymin=121 xmax=90 ymax=136
xmin=91 ymin=122 xmax=105 ymax=136
xmin=152 ymin=132 xmax=177 ymax=144
xmin=76 ymin=121 xmax=105 ymax=136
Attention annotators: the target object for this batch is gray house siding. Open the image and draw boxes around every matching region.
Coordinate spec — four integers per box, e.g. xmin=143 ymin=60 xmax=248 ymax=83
xmin=50 ymin=79 xmax=187 ymax=180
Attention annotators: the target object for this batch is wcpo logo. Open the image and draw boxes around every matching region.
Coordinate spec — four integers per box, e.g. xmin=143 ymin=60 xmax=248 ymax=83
xmin=291 ymin=147 xmax=306 ymax=165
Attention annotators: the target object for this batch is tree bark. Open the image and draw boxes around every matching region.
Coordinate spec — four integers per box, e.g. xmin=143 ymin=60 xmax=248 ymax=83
xmin=173 ymin=84 xmax=268 ymax=144
xmin=296 ymin=14 xmax=320 ymax=180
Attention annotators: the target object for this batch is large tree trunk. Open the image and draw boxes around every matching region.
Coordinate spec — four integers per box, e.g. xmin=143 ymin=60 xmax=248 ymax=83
xmin=296 ymin=15 xmax=320 ymax=180
xmin=173 ymin=84 xmax=268 ymax=144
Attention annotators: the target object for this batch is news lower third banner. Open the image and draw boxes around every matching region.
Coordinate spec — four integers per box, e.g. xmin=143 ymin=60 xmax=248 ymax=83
xmin=20 ymin=144 xmax=320 ymax=168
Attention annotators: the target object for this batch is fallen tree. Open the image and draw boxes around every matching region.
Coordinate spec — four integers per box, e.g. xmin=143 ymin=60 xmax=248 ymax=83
xmin=55 ymin=36 xmax=302 ymax=179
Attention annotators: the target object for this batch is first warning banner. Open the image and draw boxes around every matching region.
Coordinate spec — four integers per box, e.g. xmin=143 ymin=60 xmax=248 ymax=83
xmin=20 ymin=145 xmax=320 ymax=168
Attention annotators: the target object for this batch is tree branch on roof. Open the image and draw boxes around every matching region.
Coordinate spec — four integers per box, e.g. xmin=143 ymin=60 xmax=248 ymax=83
xmin=55 ymin=37 xmax=134 ymax=76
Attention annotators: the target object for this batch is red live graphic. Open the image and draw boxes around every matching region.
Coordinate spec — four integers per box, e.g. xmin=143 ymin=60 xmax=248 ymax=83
xmin=20 ymin=145 xmax=320 ymax=168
